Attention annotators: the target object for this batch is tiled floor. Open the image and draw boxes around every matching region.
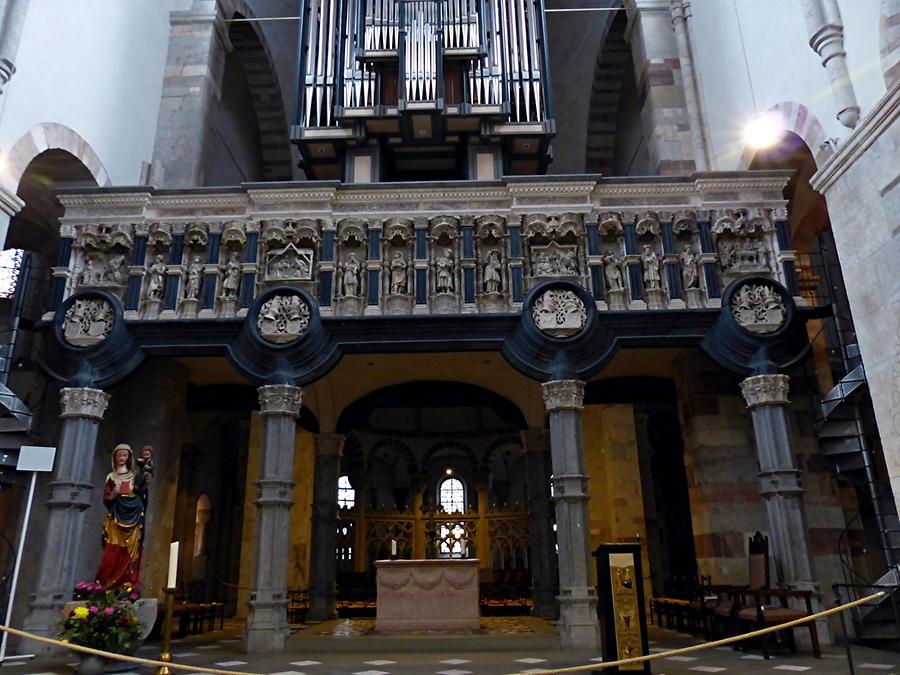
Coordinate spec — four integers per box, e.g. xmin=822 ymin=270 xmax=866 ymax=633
xmin=4 ymin=621 xmax=900 ymax=674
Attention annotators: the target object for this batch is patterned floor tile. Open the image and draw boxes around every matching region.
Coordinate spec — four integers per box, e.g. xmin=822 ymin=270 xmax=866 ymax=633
xmin=514 ymin=658 xmax=547 ymax=664
xmin=689 ymin=667 xmax=726 ymax=673
xmin=172 ymin=652 xmax=199 ymax=658
xmin=859 ymin=666 xmax=896 ymax=671
xmin=772 ymin=666 xmax=811 ymax=672
xmin=290 ymin=662 xmax=321 ymax=667
xmin=364 ymin=660 xmax=396 ymax=666
xmin=352 ymin=671 xmax=389 ymax=675
xmin=196 ymin=645 xmax=220 ymax=650
xmin=267 ymin=671 xmax=307 ymax=675
xmin=665 ymin=655 xmax=698 ymax=662
xmin=435 ymin=670 xmax=472 ymax=675
xmin=214 ymin=661 xmax=248 ymax=667
xmin=740 ymin=654 xmax=765 ymax=660
xmin=438 ymin=660 xmax=471 ymax=665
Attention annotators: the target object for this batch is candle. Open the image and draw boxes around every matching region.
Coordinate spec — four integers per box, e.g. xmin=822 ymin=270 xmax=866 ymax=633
xmin=391 ymin=539 xmax=397 ymax=557
xmin=167 ymin=541 xmax=179 ymax=588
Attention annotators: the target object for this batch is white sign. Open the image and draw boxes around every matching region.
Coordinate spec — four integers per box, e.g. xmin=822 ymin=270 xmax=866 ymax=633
xmin=16 ymin=446 xmax=56 ymax=472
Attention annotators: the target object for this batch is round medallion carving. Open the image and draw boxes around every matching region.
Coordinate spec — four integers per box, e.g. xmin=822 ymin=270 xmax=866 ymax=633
xmin=63 ymin=298 xmax=115 ymax=347
xmin=256 ymin=294 xmax=311 ymax=344
xmin=731 ymin=283 xmax=786 ymax=334
xmin=532 ymin=289 xmax=587 ymax=338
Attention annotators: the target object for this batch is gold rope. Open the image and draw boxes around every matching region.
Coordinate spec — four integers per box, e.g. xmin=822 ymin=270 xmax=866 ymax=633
xmin=1 ymin=591 xmax=883 ymax=675
xmin=0 ymin=624 xmax=260 ymax=675
xmin=505 ymin=590 xmax=884 ymax=675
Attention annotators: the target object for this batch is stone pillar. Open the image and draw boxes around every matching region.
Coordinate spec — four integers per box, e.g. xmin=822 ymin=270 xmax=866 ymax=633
xmin=243 ymin=384 xmax=303 ymax=654
xmin=149 ymin=0 xmax=232 ymax=187
xmin=670 ymin=0 xmax=709 ymax=171
xmin=740 ymin=374 xmax=815 ymax=588
xmin=0 ymin=0 xmax=28 ymax=93
xmin=541 ymin=380 xmax=600 ymax=650
xmin=307 ymin=433 xmax=345 ymax=620
xmin=23 ymin=387 xmax=110 ymax=642
xmin=522 ymin=428 xmax=558 ymax=618
xmin=740 ymin=374 xmax=830 ymax=641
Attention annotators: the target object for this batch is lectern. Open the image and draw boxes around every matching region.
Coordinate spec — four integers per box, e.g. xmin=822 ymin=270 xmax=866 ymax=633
xmin=594 ymin=543 xmax=651 ymax=673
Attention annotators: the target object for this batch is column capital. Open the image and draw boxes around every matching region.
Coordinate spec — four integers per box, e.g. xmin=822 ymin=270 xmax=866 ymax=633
xmin=740 ymin=374 xmax=790 ymax=409
xmin=541 ymin=380 xmax=585 ymax=412
xmin=258 ymin=384 xmax=303 ymax=416
xmin=315 ymin=433 xmax=345 ymax=457
xmin=59 ymin=387 xmax=110 ymax=421
xmin=520 ymin=428 xmax=550 ymax=453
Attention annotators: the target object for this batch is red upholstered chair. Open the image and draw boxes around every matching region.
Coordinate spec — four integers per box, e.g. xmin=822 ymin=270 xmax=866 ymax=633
xmin=734 ymin=587 xmax=821 ymax=659
xmin=711 ymin=532 xmax=769 ymax=638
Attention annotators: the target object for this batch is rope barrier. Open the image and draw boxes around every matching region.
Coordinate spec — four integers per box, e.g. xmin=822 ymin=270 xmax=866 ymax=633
xmin=1 ymin=591 xmax=884 ymax=675
xmin=505 ymin=590 xmax=884 ymax=674
xmin=0 ymin=624 xmax=261 ymax=675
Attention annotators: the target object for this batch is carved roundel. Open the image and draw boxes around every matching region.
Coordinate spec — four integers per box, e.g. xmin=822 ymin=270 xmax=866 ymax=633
xmin=531 ymin=289 xmax=587 ymax=338
xmin=730 ymin=282 xmax=786 ymax=334
xmin=62 ymin=297 xmax=116 ymax=347
xmin=256 ymin=293 xmax=311 ymax=344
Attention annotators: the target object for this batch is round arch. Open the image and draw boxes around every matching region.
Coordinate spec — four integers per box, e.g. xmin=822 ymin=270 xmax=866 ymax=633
xmin=4 ymin=123 xmax=111 ymax=192
xmin=737 ymin=102 xmax=834 ymax=171
xmin=881 ymin=0 xmax=900 ymax=89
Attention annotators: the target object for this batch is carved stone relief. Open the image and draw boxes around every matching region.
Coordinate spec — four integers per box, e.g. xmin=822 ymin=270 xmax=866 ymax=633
xmin=183 ymin=255 xmax=204 ymax=301
xmin=74 ymin=224 xmax=133 ymax=293
xmin=257 ymin=294 xmax=311 ymax=343
xmin=532 ymin=289 xmax=587 ymax=338
xmin=388 ymin=251 xmax=409 ymax=295
xmin=63 ymin=298 xmax=115 ymax=347
xmin=680 ymin=245 xmax=700 ymax=290
xmin=602 ymin=251 xmax=625 ymax=292
xmin=434 ymin=248 xmax=455 ymax=294
xmin=339 ymin=253 xmax=362 ymax=298
xmin=640 ymin=245 xmax=661 ymax=291
xmin=144 ymin=254 xmax=168 ymax=301
xmin=530 ymin=241 xmax=579 ymax=278
xmin=731 ymin=284 xmax=786 ymax=333
xmin=220 ymin=252 xmax=243 ymax=301
xmin=717 ymin=237 xmax=770 ymax=274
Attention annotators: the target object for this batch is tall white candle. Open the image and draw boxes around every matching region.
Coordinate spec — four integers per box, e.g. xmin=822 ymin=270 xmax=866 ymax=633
xmin=391 ymin=539 xmax=397 ymax=556
xmin=167 ymin=541 xmax=179 ymax=588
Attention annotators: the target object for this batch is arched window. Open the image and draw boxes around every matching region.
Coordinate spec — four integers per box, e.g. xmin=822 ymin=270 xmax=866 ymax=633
xmin=338 ymin=475 xmax=355 ymax=509
xmin=438 ymin=476 xmax=465 ymax=513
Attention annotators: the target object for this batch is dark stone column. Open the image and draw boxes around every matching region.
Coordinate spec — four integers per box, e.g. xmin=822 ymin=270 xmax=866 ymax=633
xmin=23 ymin=387 xmax=110 ymax=645
xmin=542 ymin=380 xmax=600 ymax=650
xmin=307 ymin=433 xmax=345 ymax=620
xmin=243 ymin=384 xmax=303 ymax=654
xmin=521 ymin=428 xmax=558 ymax=618
xmin=740 ymin=373 xmax=831 ymax=642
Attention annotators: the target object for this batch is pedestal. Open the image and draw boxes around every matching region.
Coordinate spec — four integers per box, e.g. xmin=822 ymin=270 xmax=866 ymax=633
xmin=685 ymin=287 xmax=704 ymax=309
xmin=179 ymin=298 xmax=199 ymax=319
xmin=374 ymin=559 xmax=479 ymax=632
xmin=219 ymin=297 xmax=238 ymax=318
xmin=645 ymin=288 xmax=666 ymax=310
xmin=337 ymin=296 xmax=364 ymax=316
xmin=607 ymin=288 xmax=627 ymax=311
xmin=142 ymin=297 xmax=162 ymax=319
xmin=478 ymin=292 xmax=508 ymax=313
xmin=432 ymin=292 xmax=459 ymax=315
xmin=383 ymin=294 xmax=412 ymax=315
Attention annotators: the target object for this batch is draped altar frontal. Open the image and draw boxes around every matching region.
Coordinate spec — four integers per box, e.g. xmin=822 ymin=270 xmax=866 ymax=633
xmin=375 ymin=559 xmax=481 ymax=632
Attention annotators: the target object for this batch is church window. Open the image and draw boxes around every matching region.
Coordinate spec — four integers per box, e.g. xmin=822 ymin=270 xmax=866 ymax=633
xmin=338 ymin=475 xmax=355 ymax=509
xmin=438 ymin=476 xmax=465 ymax=513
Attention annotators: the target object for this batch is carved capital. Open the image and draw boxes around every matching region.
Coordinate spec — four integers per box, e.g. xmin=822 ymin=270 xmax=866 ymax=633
xmin=315 ymin=433 xmax=345 ymax=457
xmin=257 ymin=384 xmax=303 ymax=416
xmin=541 ymin=380 xmax=585 ymax=413
xmin=740 ymin=374 xmax=790 ymax=409
xmin=60 ymin=387 xmax=111 ymax=421
xmin=520 ymin=428 xmax=550 ymax=453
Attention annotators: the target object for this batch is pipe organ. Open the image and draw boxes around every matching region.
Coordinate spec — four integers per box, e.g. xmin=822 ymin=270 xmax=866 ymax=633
xmin=292 ymin=0 xmax=555 ymax=180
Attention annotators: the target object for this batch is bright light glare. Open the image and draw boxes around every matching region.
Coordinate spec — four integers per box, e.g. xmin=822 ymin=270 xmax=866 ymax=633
xmin=744 ymin=113 xmax=782 ymax=150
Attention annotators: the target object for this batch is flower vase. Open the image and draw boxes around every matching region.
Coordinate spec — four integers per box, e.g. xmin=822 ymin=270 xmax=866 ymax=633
xmin=77 ymin=654 xmax=107 ymax=675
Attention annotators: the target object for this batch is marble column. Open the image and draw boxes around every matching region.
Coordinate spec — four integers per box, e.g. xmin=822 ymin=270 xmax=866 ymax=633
xmin=522 ymin=428 xmax=559 ymax=618
xmin=307 ymin=433 xmax=345 ymax=621
xmin=541 ymin=380 xmax=601 ymax=650
xmin=243 ymin=384 xmax=303 ymax=654
xmin=23 ymin=387 xmax=110 ymax=643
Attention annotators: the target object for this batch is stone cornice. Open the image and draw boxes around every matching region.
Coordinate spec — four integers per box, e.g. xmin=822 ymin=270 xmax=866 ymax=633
xmin=695 ymin=174 xmax=792 ymax=193
xmin=58 ymin=193 xmax=152 ymax=209
xmin=0 ymin=183 xmax=24 ymax=217
xmin=334 ymin=188 xmax=509 ymax=203
xmin=152 ymin=194 xmax=248 ymax=209
xmin=811 ymin=82 xmax=900 ymax=194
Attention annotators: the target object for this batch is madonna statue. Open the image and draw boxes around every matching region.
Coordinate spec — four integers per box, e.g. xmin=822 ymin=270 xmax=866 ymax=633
xmin=94 ymin=444 xmax=153 ymax=589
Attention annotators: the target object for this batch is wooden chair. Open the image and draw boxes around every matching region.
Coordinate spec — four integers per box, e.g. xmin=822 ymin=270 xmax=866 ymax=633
xmin=711 ymin=532 xmax=770 ymax=638
xmin=733 ymin=587 xmax=821 ymax=659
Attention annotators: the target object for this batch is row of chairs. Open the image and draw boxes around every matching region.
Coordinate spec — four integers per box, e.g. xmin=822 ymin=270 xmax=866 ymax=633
xmin=651 ymin=533 xmax=821 ymax=659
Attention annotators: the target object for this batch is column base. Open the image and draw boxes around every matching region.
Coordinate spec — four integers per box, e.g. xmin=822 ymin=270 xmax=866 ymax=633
xmin=23 ymin=598 xmax=67 ymax=655
xmin=557 ymin=587 xmax=601 ymax=650
xmin=243 ymin=600 xmax=288 ymax=654
xmin=531 ymin=585 xmax=560 ymax=619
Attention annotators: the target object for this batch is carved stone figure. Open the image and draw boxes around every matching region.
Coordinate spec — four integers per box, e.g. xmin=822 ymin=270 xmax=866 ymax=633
xmin=63 ymin=298 xmax=115 ymax=347
xmin=640 ymin=245 xmax=660 ymax=291
xmin=266 ymin=244 xmax=314 ymax=281
xmin=145 ymin=255 xmax=167 ymax=300
xmin=531 ymin=243 xmax=578 ymax=277
xmin=436 ymin=248 xmax=454 ymax=293
xmin=257 ymin=294 xmax=311 ymax=343
xmin=731 ymin=283 xmax=786 ymax=333
xmin=680 ymin=245 xmax=699 ymax=289
xmin=222 ymin=253 xmax=242 ymax=300
xmin=531 ymin=289 xmax=587 ymax=338
xmin=717 ymin=237 xmax=769 ymax=273
xmin=602 ymin=251 xmax=624 ymax=291
xmin=340 ymin=253 xmax=361 ymax=298
xmin=483 ymin=250 xmax=502 ymax=294
xmin=107 ymin=254 xmax=127 ymax=286
xmin=390 ymin=251 xmax=408 ymax=294
xmin=184 ymin=255 xmax=203 ymax=300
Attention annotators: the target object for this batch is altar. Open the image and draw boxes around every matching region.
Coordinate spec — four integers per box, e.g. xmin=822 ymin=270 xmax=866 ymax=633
xmin=374 ymin=559 xmax=480 ymax=632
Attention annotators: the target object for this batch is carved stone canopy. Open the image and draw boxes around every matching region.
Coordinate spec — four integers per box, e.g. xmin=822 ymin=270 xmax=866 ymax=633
xmin=256 ymin=294 xmax=311 ymax=343
xmin=75 ymin=223 xmax=133 ymax=252
xmin=596 ymin=212 xmax=623 ymax=239
xmin=731 ymin=283 xmax=786 ymax=333
xmin=532 ymin=289 xmax=587 ymax=338
xmin=221 ymin=220 xmax=247 ymax=250
xmin=63 ymin=298 xmax=115 ymax=347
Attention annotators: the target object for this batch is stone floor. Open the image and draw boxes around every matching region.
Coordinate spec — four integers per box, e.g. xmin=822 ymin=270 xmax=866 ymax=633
xmin=4 ymin=618 xmax=900 ymax=674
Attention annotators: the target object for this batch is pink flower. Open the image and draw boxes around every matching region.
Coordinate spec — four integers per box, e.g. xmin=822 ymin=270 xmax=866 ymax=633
xmin=104 ymin=607 xmax=115 ymax=615
xmin=130 ymin=592 xmax=139 ymax=601
xmin=89 ymin=606 xmax=99 ymax=614
xmin=75 ymin=581 xmax=87 ymax=590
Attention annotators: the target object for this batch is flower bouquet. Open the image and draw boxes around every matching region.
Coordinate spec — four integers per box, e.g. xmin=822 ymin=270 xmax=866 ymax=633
xmin=58 ymin=583 xmax=143 ymax=674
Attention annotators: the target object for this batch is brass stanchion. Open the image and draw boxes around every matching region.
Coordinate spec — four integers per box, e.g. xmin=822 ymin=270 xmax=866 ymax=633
xmin=155 ymin=587 xmax=176 ymax=675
